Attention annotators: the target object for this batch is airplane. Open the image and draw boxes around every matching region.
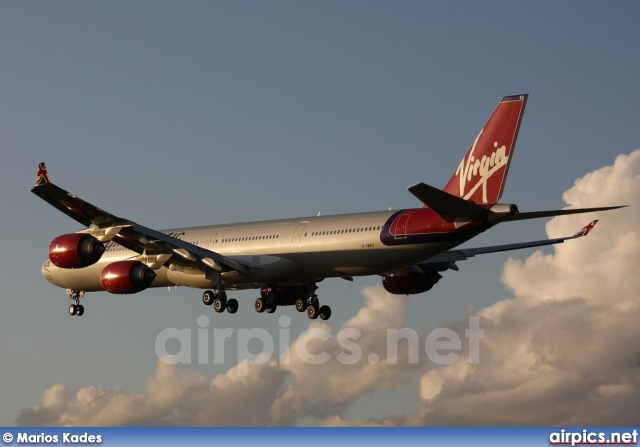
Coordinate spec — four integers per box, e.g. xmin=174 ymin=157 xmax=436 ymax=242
xmin=32 ymin=94 xmax=624 ymax=319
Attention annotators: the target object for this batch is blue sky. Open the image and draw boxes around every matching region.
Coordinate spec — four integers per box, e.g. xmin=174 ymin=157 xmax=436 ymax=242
xmin=1 ymin=1 xmax=639 ymax=426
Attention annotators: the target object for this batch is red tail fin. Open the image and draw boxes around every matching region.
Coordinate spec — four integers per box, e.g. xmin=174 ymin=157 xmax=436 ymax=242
xmin=443 ymin=94 xmax=528 ymax=204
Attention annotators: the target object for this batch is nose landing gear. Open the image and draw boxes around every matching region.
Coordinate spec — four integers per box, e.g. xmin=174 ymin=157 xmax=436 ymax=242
xmin=66 ymin=289 xmax=85 ymax=316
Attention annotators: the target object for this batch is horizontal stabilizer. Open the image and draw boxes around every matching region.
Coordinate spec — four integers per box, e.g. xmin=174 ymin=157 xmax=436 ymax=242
xmin=503 ymin=205 xmax=626 ymax=222
xmin=408 ymin=182 xmax=490 ymax=218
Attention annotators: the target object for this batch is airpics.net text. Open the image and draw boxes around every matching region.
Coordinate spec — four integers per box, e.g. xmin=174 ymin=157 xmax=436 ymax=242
xmin=155 ymin=316 xmax=484 ymax=376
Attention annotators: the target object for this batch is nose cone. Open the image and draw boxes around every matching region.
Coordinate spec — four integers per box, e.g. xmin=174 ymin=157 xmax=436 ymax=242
xmin=41 ymin=258 xmax=54 ymax=283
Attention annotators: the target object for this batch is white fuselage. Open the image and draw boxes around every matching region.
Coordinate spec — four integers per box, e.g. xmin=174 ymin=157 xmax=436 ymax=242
xmin=42 ymin=209 xmax=470 ymax=293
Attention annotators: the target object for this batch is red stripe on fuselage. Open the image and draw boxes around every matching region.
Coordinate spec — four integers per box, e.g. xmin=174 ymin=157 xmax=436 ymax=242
xmin=381 ymin=208 xmax=485 ymax=246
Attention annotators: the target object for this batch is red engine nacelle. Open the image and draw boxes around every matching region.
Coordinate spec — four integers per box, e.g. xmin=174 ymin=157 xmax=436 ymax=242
xmin=382 ymin=267 xmax=442 ymax=295
xmin=49 ymin=233 xmax=105 ymax=269
xmin=101 ymin=261 xmax=157 ymax=294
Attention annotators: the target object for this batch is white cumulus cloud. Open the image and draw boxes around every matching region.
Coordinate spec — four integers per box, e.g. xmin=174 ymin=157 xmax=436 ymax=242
xmin=17 ymin=151 xmax=640 ymax=426
xmin=17 ymin=287 xmax=423 ymax=426
xmin=418 ymin=150 xmax=640 ymax=425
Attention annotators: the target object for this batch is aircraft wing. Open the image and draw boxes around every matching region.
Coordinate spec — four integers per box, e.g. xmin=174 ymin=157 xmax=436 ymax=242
xmin=31 ymin=163 xmax=249 ymax=275
xmin=423 ymin=220 xmax=599 ymax=269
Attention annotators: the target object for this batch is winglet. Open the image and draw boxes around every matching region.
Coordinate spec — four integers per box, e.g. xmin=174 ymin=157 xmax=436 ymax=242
xmin=572 ymin=220 xmax=598 ymax=238
xmin=35 ymin=162 xmax=50 ymax=186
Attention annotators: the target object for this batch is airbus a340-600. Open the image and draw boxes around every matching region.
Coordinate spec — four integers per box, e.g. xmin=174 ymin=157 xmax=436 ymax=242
xmin=33 ymin=94 xmax=624 ymax=320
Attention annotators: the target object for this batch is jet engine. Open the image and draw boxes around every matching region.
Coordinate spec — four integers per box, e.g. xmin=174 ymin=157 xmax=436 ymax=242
xmin=49 ymin=233 xmax=105 ymax=269
xmin=382 ymin=266 xmax=443 ymax=295
xmin=101 ymin=260 xmax=156 ymax=294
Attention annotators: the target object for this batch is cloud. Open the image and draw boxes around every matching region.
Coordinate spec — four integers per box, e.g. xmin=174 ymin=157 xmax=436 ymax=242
xmin=19 ymin=357 xmax=292 ymax=426
xmin=270 ymin=288 xmax=426 ymax=424
xmin=17 ymin=287 xmax=424 ymax=426
xmin=417 ymin=150 xmax=640 ymax=425
xmin=17 ymin=150 xmax=640 ymax=426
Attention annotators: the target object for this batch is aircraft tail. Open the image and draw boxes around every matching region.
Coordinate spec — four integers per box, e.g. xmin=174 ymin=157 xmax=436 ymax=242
xmin=442 ymin=94 xmax=528 ymax=204
xmin=407 ymin=95 xmax=625 ymax=222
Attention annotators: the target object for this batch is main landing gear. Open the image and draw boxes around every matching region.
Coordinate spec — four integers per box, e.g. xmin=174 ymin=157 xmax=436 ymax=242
xmin=254 ymin=287 xmax=278 ymax=314
xmin=305 ymin=297 xmax=332 ymax=321
xmin=302 ymin=288 xmax=331 ymax=321
xmin=254 ymin=283 xmax=331 ymax=320
xmin=201 ymin=283 xmax=331 ymax=320
xmin=66 ymin=289 xmax=85 ymax=316
xmin=202 ymin=287 xmax=238 ymax=314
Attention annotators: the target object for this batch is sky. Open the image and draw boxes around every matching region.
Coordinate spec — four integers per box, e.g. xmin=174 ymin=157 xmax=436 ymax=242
xmin=1 ymin=1 xmax=639 ymax=427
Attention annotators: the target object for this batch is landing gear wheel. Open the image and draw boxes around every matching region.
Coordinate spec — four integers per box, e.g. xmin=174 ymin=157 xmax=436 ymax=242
xmin=202 ymin=290 xmax=214 ymax=306
xmin=213 ymin=296 xmax=227 ymax=313
xmin=266 ymin=290 xmax=277 ymax=306
xmin=226 ymin=298 xmax=239 ymax=314
xmin=255 ymin=297 xmax=266 ymax=313
xmin=307 ymin=302 xmax=319 ymax=320
xmin=67 ymin=290 xmax=85 ymax=316
xmin=319 ymin=305 xmax=331 ymax=320
xmin=295 ymin=297 xmax=307 ymax=312
xmin=265 ymin=303 xmax=277 ymax=313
